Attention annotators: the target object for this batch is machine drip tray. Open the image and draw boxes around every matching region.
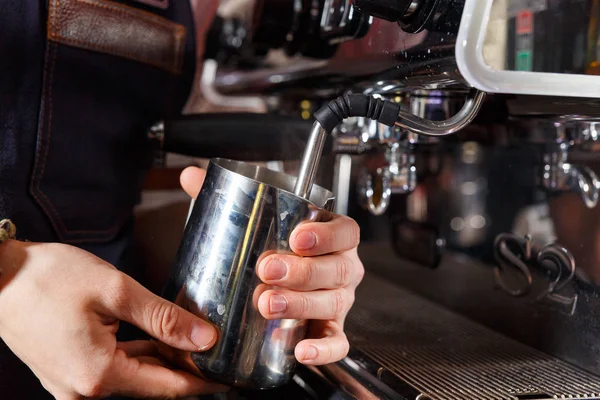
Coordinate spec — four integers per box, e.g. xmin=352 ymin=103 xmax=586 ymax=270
xmin=341 ymin=274 xmax=600 ymax=400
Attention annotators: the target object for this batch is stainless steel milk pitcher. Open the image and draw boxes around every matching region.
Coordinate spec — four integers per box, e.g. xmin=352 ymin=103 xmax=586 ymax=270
xmin=163 ymin=158 xmax=334 ymax=389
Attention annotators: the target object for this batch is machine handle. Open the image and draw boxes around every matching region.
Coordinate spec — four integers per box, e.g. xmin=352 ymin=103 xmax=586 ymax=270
xmin=358 ymin=167 xmax=392 ymax=216
xmin=571 ymin=165 xmax=600 ymax=209
xmin=158 ymin=113 xmax=333 ymax=162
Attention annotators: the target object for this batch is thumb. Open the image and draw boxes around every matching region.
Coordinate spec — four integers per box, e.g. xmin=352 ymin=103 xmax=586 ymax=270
xmin=180 ymin=166 xmax=206 ymax=200
xmin=107 ymin=274 xmax=217 ymax=352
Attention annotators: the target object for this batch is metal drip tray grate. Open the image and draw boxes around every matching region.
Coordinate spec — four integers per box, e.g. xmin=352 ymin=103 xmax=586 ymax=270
xmin=346 ymin=275 xmax=600 ymax=400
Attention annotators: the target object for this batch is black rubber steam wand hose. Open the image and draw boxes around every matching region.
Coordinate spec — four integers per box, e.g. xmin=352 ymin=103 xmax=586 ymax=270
xmin=293 ymin=94 xmax=401 ymax=199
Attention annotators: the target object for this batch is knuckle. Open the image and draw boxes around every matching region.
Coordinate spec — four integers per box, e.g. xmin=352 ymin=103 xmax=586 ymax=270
xmin=346 ymin=290 xmax=356 ymax=310
xmin=334 ymin=257 xmax=351 ymax=287
xmin=348 ymin=219 xmax=361 ymax=248
xmin=169 ymin=373 xmax=190 ymax=398
xmin=146 ymin=373 xmax=184 ymax=400
xmin=331 ymin=291 xmax=345 ymax=318
xmin=150 ymin=301 xmax=180 ymax=339
xmin=356 ymin=261 xmax=365 ymax=284
xmin=300 ymin=293 xmax=311 ymax=318
xmin=340 ymin=336 xmax=350 ymax=359
xmin=324 ymin=343 xmax=334 ymax=363
xmin=324 ymin=227 xmax=336 ymax=250
xmin=75 ymin=373 xmax=109 ymax=398
xmin=105 ymin=272 xmax=130 ymax=309
xmin=300 ymin=258 xmax=317 ymax=286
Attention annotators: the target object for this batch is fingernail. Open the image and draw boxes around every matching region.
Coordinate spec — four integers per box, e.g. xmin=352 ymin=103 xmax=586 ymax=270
xmin=303 ymin=345 xmax=319 ymax=361
xmin=269 ymin=294 xmax=288 ymax=314
xmin=264 ymin=259 xmax=287 ymax=281
xmin=190 ymin=322 xmax=217 ymax=351
xmin=295 ymin=231 xmax=317 ymax=250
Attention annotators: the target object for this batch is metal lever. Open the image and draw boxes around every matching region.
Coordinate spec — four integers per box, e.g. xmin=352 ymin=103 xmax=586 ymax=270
xmin=554 ymin=115 xmax=600 ymax=148
xmin=357 ymin=144 xmax=417 ymax=215
xmin=536 ymin=243 xmax=576 ymax=296
xmin=493 ymin=233 xmax=577 ymax=307
xmin=570 ymin=164 xmax=600 ymax=209
xmin=542 ymin=150 xmax=600 ymax=209
xmin=358 ymin=168 xmax=392 ymax=216
xmin=493 ymin=234 xmax=534 ymax=297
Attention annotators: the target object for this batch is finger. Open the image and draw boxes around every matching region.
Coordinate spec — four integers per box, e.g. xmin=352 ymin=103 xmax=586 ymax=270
xmin=112 ymin=350 xmax=229 ymax=398
xmin=257 ymin=288 xmax=353 ymax=320
xmin=117 ymin=341 xmax=158 ymax=358
xmin=104 ymin=274 xmax=217 ymax=353
xmin=136 ymin=356 xmax=167 ymax=367
xmin=180 ymin=166 xmax=207 ymax=199
xmin=154 ymin=340 xmax=204 ymax=377
xmin=290 ymin=215 xmax=360 ymax=256
xmin=252 ymin=283 xmax=269 ymax=310
xmin=257 ymin=251 xmax=359 ymax=291
xmin=295 ymin=333 xmax=350 ymax=365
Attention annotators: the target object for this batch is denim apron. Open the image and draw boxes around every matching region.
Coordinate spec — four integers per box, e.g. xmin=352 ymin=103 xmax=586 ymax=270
xmin=0 ymin=0 xmax=196 ymax=397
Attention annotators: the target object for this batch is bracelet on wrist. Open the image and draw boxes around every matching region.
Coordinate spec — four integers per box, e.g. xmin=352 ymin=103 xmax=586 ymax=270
xmin=0 ymin=220 xmax=16 ymax=244
xmin=0 ymin=219 xmax=16 ymax=275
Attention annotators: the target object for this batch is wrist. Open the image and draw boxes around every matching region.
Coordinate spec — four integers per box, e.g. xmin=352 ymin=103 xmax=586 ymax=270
xmin=0 ymin=239 xmax=24 ymax=324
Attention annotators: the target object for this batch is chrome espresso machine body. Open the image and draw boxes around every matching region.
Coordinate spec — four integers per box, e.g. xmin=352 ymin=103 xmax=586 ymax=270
xmin=158 ymin=0 xmax=600 ymax=398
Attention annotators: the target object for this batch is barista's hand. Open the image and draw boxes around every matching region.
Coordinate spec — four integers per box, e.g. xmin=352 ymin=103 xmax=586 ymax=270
xmin=0 ymin=240 xmax=228 ymax=399
xmin=181 ymin=167 xmax=364 ymax=366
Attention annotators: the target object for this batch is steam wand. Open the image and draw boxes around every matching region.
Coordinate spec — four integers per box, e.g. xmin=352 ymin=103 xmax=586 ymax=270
xmin=293 ymin=89 xmax=485 ymax=198
xmin=294 ymin=123 xmax=329 ymax=198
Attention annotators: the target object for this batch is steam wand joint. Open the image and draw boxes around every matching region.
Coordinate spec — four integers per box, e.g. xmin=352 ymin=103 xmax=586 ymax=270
xmin=293 ymin=94 xmax=401 ymax=199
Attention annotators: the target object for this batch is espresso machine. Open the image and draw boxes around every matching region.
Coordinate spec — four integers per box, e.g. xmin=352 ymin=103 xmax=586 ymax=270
xmin=156 ymin=0 xmax=600 ymax=398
